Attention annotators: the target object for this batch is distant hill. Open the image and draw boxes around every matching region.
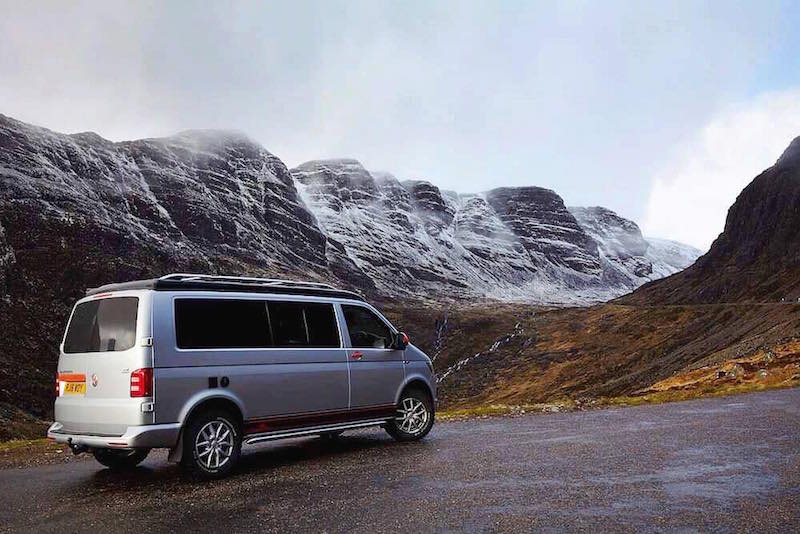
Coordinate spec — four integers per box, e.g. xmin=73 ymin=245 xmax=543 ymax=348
xmin=622 ymin=136 xmax=800 ymax=304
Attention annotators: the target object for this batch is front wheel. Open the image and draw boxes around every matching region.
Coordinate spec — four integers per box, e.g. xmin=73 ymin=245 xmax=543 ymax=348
xmin=93 ymin=448 xmax=150 ymax=470
xmin=385 ymin=388 xmax=435 ymax=442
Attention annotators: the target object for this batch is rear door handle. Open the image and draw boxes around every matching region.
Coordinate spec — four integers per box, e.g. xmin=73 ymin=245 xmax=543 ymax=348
xmin=351 ymin=351 xmax=364 ymax=360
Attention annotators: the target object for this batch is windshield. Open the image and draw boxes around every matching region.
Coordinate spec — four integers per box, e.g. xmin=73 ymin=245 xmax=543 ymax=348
xmin=63 ymin=297 xmax=139 ymax=353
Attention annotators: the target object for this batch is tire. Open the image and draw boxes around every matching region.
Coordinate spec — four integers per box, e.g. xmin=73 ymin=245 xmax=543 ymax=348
xmin=93 ymin=448 xmax=150 ymax=470
xmin=180 ymin=409 xmax=242 ymax=479
xmin=385 ymin=388 xmax=435 ymax=442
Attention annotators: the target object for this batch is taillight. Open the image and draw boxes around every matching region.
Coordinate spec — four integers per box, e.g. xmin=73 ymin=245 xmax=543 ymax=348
xmin=54 ymin=373 xmax=60 ymax=397
xmin=130 ymin=368 xmax=153 ymax=397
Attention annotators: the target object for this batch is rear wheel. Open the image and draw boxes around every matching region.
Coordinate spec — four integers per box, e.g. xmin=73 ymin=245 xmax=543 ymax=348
xmin=385 ymin=388 xmax=435 ymax=442
xmin=93 ymin=448 xmax=150 ymax=470
xmin=181 ymin=409 xmax=242 ymax=479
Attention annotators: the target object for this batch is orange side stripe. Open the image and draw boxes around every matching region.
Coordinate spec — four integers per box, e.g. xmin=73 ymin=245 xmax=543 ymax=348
xmin=57 ymin=373 xmax=86 ymax=382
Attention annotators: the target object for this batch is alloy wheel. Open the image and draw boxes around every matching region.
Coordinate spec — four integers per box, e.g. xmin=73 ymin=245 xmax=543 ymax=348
xmin=396 ymin=397 xmax=429 ymax=435
xmin=194 ymin=419 xmax=235 ymax=470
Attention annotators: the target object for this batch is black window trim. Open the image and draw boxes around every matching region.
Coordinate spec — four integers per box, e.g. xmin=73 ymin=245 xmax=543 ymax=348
xmin=173 ymin=296 xmax=343 ymax=351
xmin=341 ymin=303 xmax=397 ymax=351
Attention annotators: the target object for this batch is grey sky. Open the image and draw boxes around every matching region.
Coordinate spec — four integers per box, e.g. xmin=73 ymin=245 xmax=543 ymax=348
xmin=2 ymin=1 xmax=799 ymax=249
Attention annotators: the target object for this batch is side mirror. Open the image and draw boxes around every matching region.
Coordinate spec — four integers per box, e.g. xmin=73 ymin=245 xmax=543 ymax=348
xmin=392 ymin=331 xmax=409 ymax=350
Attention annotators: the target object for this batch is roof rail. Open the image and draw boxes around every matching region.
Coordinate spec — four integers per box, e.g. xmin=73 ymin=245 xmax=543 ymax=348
xmin=159 ymin=273 xmax=338 ymax=291
xmin=86 ymin=273 xmax=364 ymax=300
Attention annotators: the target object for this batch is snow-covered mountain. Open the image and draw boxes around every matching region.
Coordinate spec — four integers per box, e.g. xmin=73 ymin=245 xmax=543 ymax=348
xmin=0 ymin=113 xmax=701 ymax=418
xmin=0 ymin=114 xmax=699 ymax=308
xmin=568 ymin=206 xmax=702 ymax=290
xmin=293 ymin=159 xmax=701 ymax=303
xmin=644 ymin=237 xmax=704 ymax=279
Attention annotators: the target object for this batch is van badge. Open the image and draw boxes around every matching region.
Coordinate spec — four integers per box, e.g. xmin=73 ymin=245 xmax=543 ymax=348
xmin=91 ymin=374 xmax=98 ymax=387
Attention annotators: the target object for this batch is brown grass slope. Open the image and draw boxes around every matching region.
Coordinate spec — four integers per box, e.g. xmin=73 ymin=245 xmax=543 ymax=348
xmin=385 ymin=302 xmax=800 ymax=409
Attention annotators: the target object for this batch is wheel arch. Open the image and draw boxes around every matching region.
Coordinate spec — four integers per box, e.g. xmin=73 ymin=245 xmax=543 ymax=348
xmin=168 ymin=392 xmax=245 ymax=464
xmin=181 ymin=394 xmax=244 ymax=429
xmin=396 ymin=376 xmax=435 ymax=406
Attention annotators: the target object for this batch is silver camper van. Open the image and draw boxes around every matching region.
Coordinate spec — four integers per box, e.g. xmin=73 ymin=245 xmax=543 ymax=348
xmin=48 ymin=274 xmax=436 ymax=478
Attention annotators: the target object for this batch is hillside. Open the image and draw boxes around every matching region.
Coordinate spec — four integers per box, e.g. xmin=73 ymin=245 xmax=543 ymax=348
xmin=293 ymin=159 xmax=698 ymax=302
xmin=622 ymin=136 xmax=800 ymax=304
xmin=384 ymin=301 xmax=800 ymax=409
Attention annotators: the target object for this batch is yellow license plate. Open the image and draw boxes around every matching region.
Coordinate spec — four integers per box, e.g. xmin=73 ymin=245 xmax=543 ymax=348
xmin=63 ymin=382 xmax=86 ymax=395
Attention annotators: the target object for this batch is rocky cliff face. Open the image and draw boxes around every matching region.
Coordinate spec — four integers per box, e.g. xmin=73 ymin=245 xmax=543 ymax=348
xmin=293 ymin=159 xmax=699 ymax=302
xmin=623 ymin=136 xmax=800 ymax=304
xmin=488 ymin=188 xmax=601 ymax=275
xmin=0 ymin=115 xmax=335 ymax=417
xmin=569 ymin=206 xmax=701 ymax=290
xmin=120 ymin=130 xmax=328 ymax=271
xmin=0 ymin=221 xmax=13 ymax=298
xmin=0 ymin=114 xmax=699 ymax=417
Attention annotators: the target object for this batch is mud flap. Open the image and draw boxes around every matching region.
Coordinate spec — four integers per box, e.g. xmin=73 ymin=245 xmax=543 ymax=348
xmin=167 ymin=429 xmax=184 ymax=463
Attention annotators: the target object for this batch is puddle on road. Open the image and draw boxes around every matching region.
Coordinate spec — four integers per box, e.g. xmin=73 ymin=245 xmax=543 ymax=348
xmin=664 ymin=473 xmax=779 ymax=503
xmin=586 ymin=442 xmax=780 ymax=507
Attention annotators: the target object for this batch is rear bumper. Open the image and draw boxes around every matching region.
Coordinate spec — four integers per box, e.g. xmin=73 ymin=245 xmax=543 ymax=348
xmin=47 ymin=421 xmax=181 ymax=449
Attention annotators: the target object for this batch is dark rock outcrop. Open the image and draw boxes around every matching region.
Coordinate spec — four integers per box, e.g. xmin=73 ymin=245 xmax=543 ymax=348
xmin=0 ymin=221 xmax=13 ymax=298
xmin=402 ymin=180 xmax=456 ymax=234
xmin=485 ymin=187 xmax=600 ymax=275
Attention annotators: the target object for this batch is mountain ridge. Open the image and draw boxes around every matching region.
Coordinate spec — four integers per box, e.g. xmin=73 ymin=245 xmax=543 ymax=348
xmin=0 ymin=113 xmax=699 ymax=419
xmin=0 ymin=112 xmax=700 ymax=306
xmin=293 ymin=158 xmax=699 ymax=303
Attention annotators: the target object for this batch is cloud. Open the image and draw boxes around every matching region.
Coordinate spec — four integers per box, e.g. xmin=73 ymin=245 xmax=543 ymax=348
xmin=0 ymin=0 xmax=797 ymax=228
xmin=642 ymin=88 xmax=800 ymax=250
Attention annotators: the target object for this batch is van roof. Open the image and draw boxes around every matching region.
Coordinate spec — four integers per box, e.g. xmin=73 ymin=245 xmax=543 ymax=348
xmin=85 ymin=273 xmax=365 ymax=301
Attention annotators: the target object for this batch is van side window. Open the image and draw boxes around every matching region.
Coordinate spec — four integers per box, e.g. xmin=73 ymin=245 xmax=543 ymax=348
xmin=342 ymin=305 xmax=392 ymax=349
xmin=268 ymin=302 xmax=340 ymax=348
xmin=175 ymin=299 xmax=271 ymax=349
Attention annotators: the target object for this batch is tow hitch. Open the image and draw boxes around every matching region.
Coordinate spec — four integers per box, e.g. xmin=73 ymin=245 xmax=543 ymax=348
xmin=67 ymin=438 xmax=88 ymax=455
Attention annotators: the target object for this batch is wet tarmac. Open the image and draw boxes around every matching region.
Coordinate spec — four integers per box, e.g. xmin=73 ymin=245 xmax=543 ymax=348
xmin=1 ymin=388 xmax=798 ymax=532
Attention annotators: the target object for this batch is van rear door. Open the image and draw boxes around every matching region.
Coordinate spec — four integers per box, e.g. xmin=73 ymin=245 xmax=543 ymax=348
xmin=56 ymin=293 xmax=153 ymax=436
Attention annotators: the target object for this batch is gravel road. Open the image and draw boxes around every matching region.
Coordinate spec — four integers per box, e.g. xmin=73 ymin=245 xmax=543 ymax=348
xmin=1 ymin=388 xmax=799 ymax=533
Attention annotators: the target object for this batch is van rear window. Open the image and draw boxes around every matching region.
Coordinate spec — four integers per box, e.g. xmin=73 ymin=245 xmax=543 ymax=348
xmin=174 ymin=299 xmax=340 ymax=349
xmin=64 ymin=297 xmax=139 ymax=353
